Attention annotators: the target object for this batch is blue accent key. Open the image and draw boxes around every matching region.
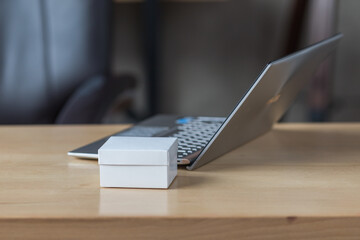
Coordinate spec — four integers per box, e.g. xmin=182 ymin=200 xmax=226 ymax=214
xmin=176 ymin=117 xmax=194 ymax=124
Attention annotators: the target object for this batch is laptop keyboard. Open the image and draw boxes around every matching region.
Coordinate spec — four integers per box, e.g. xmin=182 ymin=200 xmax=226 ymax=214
xmin=115 ymin=117 xmax=225 ymax=161
xmin=116 ymin=126 xmax=169 ymax=137
xmin=170 ymin=118 xmax=224 ymax=159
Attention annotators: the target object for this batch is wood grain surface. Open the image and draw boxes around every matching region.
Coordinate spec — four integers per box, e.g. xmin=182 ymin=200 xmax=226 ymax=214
xmin=0 ymin=123 xmax=360 ymax=239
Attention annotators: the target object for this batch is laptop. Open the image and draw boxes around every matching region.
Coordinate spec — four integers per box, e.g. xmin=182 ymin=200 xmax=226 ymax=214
xmin=68 ymin=34 xmax=342 ymax=170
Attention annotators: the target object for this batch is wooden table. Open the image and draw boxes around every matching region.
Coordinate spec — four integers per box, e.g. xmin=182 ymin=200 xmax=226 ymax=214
xmin=0 ymin=124 xmax=360 ymax=239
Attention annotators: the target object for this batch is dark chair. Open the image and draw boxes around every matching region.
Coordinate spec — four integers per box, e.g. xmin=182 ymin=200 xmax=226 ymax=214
xmin=0 ymin=0 xmax=136 ymax=124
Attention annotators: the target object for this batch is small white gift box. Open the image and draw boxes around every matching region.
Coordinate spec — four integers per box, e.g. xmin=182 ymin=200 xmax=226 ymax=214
xmin=98 ymin=137 xmax=178 ymax=189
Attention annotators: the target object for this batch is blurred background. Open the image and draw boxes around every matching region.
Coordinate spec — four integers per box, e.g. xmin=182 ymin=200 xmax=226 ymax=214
xmin=0 ymin=0 xmax=359 ymax=124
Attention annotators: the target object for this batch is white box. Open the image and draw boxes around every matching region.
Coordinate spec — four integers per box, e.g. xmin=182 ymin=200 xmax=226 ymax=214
xmin=98 ymin=137 xmax=178 ymax=189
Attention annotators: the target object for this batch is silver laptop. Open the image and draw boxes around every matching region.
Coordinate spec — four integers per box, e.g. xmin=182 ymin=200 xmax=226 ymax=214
xmin=68 ymin=34 xmax=342 ymax=170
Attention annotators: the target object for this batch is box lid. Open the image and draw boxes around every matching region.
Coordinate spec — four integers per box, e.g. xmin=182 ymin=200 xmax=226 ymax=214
xmin=98 ymin=137 xmax=178 ymax=166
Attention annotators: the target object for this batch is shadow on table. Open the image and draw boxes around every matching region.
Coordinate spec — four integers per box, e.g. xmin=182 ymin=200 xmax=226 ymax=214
xmin=170 ymin=174 xmax=213 ymax=189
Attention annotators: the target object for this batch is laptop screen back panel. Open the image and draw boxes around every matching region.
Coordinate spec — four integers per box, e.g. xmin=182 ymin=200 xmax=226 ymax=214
xmin=187 ymin=34 xmax=342 ymax=170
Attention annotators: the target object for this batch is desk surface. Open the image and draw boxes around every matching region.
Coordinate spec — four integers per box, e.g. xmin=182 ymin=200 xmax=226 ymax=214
xmin=1 ymin=123 xmax=360 ymax=239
